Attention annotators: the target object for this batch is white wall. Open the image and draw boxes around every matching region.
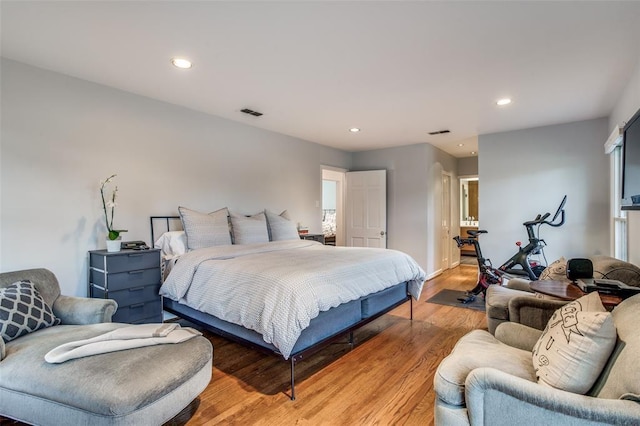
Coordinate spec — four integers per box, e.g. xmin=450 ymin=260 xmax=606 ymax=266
xmin=0 ymin=59 xmax=351 ymax=296
xmin=609 ymin=57 xmax=640 ymax=266
xmin=478 ymin=118 xmax=610 ymax=266
xmin=351 ymin=143 xmax=458 ymax=278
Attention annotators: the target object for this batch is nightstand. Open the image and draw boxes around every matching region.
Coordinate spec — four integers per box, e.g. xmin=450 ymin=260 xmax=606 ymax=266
xmin=299 ymin=233 xmax=325 ymax=244
xmin=88 ymin=249 xmax=163 ymax=323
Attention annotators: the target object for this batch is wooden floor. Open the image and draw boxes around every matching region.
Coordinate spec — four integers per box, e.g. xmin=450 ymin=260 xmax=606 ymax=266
xmin=187 ymin=264 xmax=483 ymax=425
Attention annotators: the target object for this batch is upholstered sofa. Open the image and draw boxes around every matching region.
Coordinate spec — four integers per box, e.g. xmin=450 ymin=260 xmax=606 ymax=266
xmin=434 ymin=293 xmax=640 ymax=425
xmin=486 ymin=255 xmax=640 ymax=334
xmin=0 ymin=268 xmax=213 ymax=425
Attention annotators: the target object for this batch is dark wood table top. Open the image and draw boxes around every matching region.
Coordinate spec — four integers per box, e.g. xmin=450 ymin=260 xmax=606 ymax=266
xmin=529 ymin=279 xmax=623 ymax=308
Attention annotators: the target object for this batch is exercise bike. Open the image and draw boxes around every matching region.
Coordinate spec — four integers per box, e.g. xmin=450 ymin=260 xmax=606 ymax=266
xmin=453 ymin=195 xmax=567 ymax=304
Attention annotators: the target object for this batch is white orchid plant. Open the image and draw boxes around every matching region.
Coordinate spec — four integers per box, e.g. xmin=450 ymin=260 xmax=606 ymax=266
xmin=100 ymin=174 xmax=127 ymax=240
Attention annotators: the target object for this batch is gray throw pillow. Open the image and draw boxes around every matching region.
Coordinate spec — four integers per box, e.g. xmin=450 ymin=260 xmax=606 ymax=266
xmin=229 ymin=211 xmax=270 ymax=244
xmin=178 ymin=206 xmax=232 ymax=250
xmin=0 ymin=280 xmax=61 ymax=342
xmin=265 ymin=210 xmax=300 ymax=241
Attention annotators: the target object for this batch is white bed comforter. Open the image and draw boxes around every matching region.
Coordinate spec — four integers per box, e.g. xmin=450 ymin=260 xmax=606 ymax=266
xmin=160 ymin=240 xmax=426 ymax=359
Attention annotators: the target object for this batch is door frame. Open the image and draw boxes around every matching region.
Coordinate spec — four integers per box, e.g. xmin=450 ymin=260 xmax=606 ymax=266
xmin=321 ymin=166 xmax=347 ymax=246
xmin=441 ymin=171 xmax=453 ymax=271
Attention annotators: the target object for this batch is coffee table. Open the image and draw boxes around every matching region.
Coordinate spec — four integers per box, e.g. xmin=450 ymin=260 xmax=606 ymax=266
xmin=529 ymin=280 xmax=623 ymax=308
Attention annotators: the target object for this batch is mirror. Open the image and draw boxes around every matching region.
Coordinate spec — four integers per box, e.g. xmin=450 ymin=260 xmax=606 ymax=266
xmin=460 ymin=177 xmax=478 ymax=226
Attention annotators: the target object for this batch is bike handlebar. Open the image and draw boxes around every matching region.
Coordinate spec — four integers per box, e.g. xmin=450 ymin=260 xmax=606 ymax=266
xmin=523 ymin=196 xmax=566 ymax=228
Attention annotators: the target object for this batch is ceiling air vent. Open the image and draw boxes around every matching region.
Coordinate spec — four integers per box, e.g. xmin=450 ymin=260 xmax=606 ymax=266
xmin=240 ymin=108 xmax=263 ymax=117
xmin=428 ymin=129 xmax=451 ymax=135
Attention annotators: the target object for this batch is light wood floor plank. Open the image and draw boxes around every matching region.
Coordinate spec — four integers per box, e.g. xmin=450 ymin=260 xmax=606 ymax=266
xmin=190 ymin=265 xmax=483 ymax=425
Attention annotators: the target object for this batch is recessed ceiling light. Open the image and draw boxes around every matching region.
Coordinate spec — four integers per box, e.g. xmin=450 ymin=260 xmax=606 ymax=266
xmin=171 ymin=58 xmax=192 ymax=69
xmin=496 ymin=98 xmax=512 ymax=106
xmin=349 ymin=128 xmax=361 ymax=133
xmin=471 ymin=151 xmax=477 ymax=155
xmin=458 ymin=143 xmax=464 ymax=147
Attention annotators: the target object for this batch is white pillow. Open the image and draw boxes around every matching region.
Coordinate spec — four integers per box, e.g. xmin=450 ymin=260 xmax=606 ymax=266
xmin=265 ymin=210 xmax=299 ymax=241
xmin=532 ymin=292 xmax=617 ymax=394
xmin=229 ymin=211 xmax=270 ymax=244
xmin=153 ymin=231 xmax=187 ymax=259
xmin=178 ymin=206 xmax=232 ymax=250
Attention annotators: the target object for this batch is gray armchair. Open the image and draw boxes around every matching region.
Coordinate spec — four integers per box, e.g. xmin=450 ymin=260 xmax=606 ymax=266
xmin=486 ymin=256 xmax=640 ymax=334
xmin=0 ymin=268 xmax=117 ymax=324
xmin=434 ymin=294 xmax=640 ymax=425
xmin=1 ymin=268 xmax=213 ymax=425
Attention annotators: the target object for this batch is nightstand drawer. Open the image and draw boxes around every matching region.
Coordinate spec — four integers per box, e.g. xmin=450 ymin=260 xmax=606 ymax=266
xmin=91 ymin=284 xmax=159 ymax=306
xmin=90 ymin=251 xmax=159 ymax=273
xmin=90 ymin=268 xmax=161 ymax=291
xmin=112 ymin=299 xmax=162 ymax=323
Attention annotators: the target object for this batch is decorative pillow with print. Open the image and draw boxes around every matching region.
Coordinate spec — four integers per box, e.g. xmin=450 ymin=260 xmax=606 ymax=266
xmin=531 ymin=292 xmax=617 ymax=394
xmin=538 ymin=256 xmax=570 ymax=282
xmin=0 ymin=280 xmax=61 ymax=342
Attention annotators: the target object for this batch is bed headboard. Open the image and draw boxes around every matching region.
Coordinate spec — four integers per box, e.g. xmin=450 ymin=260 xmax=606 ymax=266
xmin=150 ymin=216 xmax=181 ymax=246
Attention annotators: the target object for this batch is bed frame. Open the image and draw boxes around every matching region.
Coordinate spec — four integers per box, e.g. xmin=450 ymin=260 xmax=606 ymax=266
xmin=150 ymin=216 xmax=413 ymax=400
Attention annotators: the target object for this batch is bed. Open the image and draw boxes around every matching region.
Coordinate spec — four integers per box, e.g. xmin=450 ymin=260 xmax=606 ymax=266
xmin=150 ymin=209 xmax=426 ymax=399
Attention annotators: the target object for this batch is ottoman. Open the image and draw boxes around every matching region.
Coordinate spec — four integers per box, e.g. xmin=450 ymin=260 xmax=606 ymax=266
xmin=0 ymin=322 xmax=213 ymax=425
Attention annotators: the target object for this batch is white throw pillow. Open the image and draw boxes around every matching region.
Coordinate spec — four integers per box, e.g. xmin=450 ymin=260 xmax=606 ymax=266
xmin=178 ymin=206 xmax=232 ymax=250
xmin=265 ymin=210 xmax=299 ymax=241
xmin=153 ymin=230 xmax=187 ymax=259
xmin=229 ymin=211 xmax=270 ymax=244
xmin=532 ymin=292 xmax=617 ymax=394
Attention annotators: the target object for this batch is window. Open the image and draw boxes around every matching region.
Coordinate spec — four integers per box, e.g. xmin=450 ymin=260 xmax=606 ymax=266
xmin=611 ymin=145 xmax=627 ymax=260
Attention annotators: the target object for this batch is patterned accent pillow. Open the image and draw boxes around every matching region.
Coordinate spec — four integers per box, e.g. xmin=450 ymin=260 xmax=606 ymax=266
xmin=532 ymin=292 xmax=617 ymax=394
xmin=178 ymin=206 xmax=232 ymax=250
xmin=230 ymin=211 xmax=270 ymax=244
xmin=539 ymin=256 xmax=570 ymax=282
xmin=0 ymin=280 xmax=61 ymax=342
xmin=265 ymin=210 xmax=299 ymax=241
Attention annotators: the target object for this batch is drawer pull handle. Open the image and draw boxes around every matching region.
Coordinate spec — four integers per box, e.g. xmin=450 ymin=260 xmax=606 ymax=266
xmin=127 ymin=254 xmax=144 ymax=258
xmin=130 ymin=303 xmax=144 ymax=309
xmin=128 ymin=270 xmax=144 ymax=275
xmin=129 ymin=287 xmax=145 ymax=292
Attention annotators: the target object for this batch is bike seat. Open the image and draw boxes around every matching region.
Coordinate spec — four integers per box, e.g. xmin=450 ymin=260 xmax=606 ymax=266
xmin=467 ymin=229 xmax=487 ymax=237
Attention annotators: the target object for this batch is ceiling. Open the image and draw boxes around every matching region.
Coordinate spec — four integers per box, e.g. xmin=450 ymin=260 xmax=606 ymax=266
xmin=2 ymin=1 xmax=640 ymax=158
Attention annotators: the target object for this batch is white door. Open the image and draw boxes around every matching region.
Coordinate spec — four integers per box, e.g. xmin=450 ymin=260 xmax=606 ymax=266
xmin=346 ymin=170 xmax=387 ymax=248
xmin=441 ymin=172 xmax=452 ymax=270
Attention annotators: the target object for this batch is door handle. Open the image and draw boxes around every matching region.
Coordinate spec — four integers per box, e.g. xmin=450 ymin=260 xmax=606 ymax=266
xmin=380 ymin=231 xmax=386 ymax=236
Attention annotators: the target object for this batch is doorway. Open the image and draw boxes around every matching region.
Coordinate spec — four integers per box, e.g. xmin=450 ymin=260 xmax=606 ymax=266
xmin=459 ymin=176 xmax=479 ymax=263
xmin=322 ymin=167 xmax=346 ymax=246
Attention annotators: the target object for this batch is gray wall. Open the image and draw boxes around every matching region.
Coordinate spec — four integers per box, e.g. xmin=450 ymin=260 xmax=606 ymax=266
xmin=352 ymin=143 xmax=458 ymax=278
xmin=0 ymin=59 xmax=351 ymax=296
xmin=478 ymin=118 xmax=610 ymax=266
xmin=457 ymin=156 xmax=478 ymax=177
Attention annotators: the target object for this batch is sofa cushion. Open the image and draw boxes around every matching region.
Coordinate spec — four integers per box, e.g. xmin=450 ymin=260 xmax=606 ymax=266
xmin=434 ymin=329 xmax=535 ymax=406
xmin=591 ymin=255 xmax=640 ymax=287
xmin=591 ymin=293 xmax=640 ymax=400
xmin=532 ymin=292 xmax=616 ymax=394
xmin=1 ymin=323 xmax=212 ymax=417
xmin=0 ymin=281 xmax=60 ymax=342
xmin=486 ymin=285 xmax=536 ymax=335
